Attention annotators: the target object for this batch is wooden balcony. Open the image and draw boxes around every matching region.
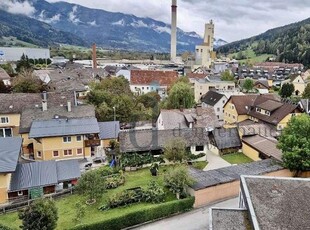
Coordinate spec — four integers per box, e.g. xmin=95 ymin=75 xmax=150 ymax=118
xmin=84 ymin=139 xmax=101 ymax=147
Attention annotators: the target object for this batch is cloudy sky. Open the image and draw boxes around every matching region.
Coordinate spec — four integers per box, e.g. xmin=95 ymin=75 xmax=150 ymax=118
xmin=5 ymin=0 xmax=310 ymax=42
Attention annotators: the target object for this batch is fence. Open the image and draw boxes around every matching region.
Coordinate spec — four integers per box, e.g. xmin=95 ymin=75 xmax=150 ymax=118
xmin=0 ymin=188 xmax=73 ymax=214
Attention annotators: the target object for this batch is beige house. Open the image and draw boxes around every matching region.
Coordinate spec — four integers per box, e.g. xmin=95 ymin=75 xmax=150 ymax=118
xmin=194 ymin=78 xmax=235 ymax=102
xmin=281 ymin=74 xmax=307 ymax=96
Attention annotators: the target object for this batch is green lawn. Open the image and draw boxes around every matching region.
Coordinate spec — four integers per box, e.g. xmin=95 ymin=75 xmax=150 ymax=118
xmin=228 ymin=48 xmax=275 ymax=64
xmin=0 ymin=167 xmax=176 ymax=230
xmin=191 ymin=161 xmax=208 ymax=170
xmin=222 ymin=153 xmax=253 ymax=165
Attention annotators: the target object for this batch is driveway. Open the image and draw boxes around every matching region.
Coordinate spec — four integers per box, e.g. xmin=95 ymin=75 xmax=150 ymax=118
xmin=134 ymin=198 xmax=239 ymax=230
xmin=203 ymin=151 xmax=231 ymax=171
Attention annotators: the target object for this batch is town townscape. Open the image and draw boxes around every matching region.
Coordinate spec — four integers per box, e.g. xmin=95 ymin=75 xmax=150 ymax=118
xmin=0 ymin=0 xmax=309 ymax=230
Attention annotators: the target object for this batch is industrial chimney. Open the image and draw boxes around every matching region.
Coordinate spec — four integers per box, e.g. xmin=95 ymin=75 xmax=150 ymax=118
xmin=171 ymin=0 xmax=177 ymax=62
xmin=92 ymin=43 xmax=97 ymax=69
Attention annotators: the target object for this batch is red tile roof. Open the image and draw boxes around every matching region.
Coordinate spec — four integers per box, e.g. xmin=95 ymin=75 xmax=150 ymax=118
xmin=186 ymin=73 xmax=208 ymax=79
xmin=130 ymin=70 xmax=178 ymax=87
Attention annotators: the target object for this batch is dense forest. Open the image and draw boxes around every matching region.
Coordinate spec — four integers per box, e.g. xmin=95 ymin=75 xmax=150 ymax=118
xmin=217 ymin=17 xmax=310 ymax=67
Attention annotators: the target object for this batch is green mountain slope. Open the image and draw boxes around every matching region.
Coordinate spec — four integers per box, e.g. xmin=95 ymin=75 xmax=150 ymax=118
xmin=218 ymin=18 xmax=310 ymax=67
xmin=0 ymin=9 xmax=87 ymax=47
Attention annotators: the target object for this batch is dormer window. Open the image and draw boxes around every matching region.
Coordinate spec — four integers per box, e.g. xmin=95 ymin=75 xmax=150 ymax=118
xmin=265 ymin=111 xmax=270 ymax=116
xmin=256 ymin=108 xmax=261 ymax=113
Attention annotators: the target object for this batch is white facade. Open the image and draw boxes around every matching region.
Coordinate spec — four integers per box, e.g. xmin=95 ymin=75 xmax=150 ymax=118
xmin=116 ymin=69 xmax=131 ymax=82
xmin=202 ymin=95 xmax=227 ymax=121
xmin=0 ymin=47 xmax=50 ymax=62
xmin=195 ymin=20 xmax=214 ymax=68
xmin=130 ymin=84 xmax=167 ymax=99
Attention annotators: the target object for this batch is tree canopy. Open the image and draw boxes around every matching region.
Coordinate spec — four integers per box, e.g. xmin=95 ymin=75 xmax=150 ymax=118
xmin=87 ymin=77 xmax=160 ymax=122
xmin=12 ymin=69 xmax=46 ymax=93
xmin=164 ymin=138 xmax=187 ymax=163
xmin=162 ymin=81 xmax=195 ymax=109
xmin=302 ymin=83 xmax=310 ymax=99
xmin=279 ymin=83 xmax=295 ymax=98
xmin=18 ymin=199 xmax=58 ymax=230
xmin=278 ymin=114 xmax=310 ymax=174
xmin=242 ymin=78 xmax=254 ymax=92
xmin=221 ymin=70 xmax=235 ymax=81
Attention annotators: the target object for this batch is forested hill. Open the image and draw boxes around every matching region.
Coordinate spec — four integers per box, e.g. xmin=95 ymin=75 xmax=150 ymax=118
xmin=217 ymin=18 xmax=310 ymax=67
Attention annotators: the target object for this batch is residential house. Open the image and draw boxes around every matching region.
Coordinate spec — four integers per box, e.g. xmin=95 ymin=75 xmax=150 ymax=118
xmin=299 ymin=99 xmax=310 ymax=115
xmin=200 ymin=91 xmax=228 ymax=121
xmin=98 ymin=121 xmax=120 ymax=148
xmin=116 ymin=66 xmax=140 ymax=82
xmin=156 ymin=107 xmax=219 ymax=130
xmin=223 ymin=94 xmax=301 ymax=131
xmin=194 ymin=77 xmax=236 ymax=102
xmin=0 ymin=68 xmax=11 ymax=86
xmin=0 ymin=137 xmax=22 ymax=203
xmin=119 ymin=128 xmax=215 ymax=156
xmin=210 ymin=128 xmax=242 ymax=155
xmin=28 ymin=117 xmax=99 ymax=161
xmin=130 ymin=70 xmax=178 ymax=98
xmin=210 ymin=176 xmax=310 ymax=229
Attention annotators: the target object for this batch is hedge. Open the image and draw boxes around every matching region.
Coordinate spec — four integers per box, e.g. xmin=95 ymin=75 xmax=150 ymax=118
xmin=0 ymin=224 xmax=12 ymax=230
xmin=72 ymin=196 xmax=195 ymax=230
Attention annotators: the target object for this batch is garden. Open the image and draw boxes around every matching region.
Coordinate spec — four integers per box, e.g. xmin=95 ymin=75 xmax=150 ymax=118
xmin=221 ymin=152 xmax=253 ymax=164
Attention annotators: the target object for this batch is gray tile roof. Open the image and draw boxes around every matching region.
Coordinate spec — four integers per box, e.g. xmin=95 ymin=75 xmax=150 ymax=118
xmin=56 ymin=160 xmax=81 ymax=182
xmin=212 ymin=128 xmax=242 ymax=150
xmin=9 ymin=160 xmax=81 ymax=192
xmin=10 ymin=161 xmax=58 ymax=192
xmin=241 ymin=176 xmax=310 ymax=230
xmin=0 ymin=137 xmax=22 ymax=173
xmin=0 ymin=68 xmax=10 ymax=80
xmin=20 ymin=104 xmax=96 ymax=134
xmin=98 ymin=121 xmax=120 ymax=140
xmin=119 ymin=128 xmax=210 ymax=153
xmin=201 ymin=91 xmax=225 ymax=106
xmin=29 ymin=117 xmax=99 ymax=138
xmin=190 ymin=159 xmax=283 ymax=191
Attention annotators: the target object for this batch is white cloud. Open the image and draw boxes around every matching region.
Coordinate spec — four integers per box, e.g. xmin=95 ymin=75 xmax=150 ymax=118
xmin=46 ymin=0 xmax=310 ymax=42
xmin=37 ymin=10 xmax=61 ymax=24
xmin=68 ymin=5 xmax=81 ymax=24
xmin=88 ymin=20 xmax=97 ymax=26
xmin=0 ymin=0 xmax=36 ymax=17
xmin=112 ymin=19 xmax=125 ymax=26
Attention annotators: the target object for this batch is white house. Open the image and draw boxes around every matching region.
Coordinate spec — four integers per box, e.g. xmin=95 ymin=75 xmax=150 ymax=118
xmin=0 ymin=68 xmax=11 ymax=86
xmin=200 ymin=91 xmax=227 ymax=121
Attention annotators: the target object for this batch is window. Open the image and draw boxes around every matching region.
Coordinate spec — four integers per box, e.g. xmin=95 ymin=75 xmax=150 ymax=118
xmin=231 ymin=105 xmax=235 ymax=110
xmin=77 ymin=148 xmax=83 ymax=155
xmin=0 ymin=117 xmax=9 ymax=124
xmin=142 ymin=87 xmax=144 ymax=90
xmin=64 ymin=149 xmax=72 ymax=156
xmin=217 ymin=108 xmax=220 ymax=112
xmin=76 ymin=135 xmax=82 ymax=141
xmin=292 ymin=113 xmax=296 ymax=117
xmin=256 ymin=108 xmax=261 ymax=112
xmin=37 ymin=151 xmax=42 ymax=158
xmin=17 ymin=191 xmax=23 ymax=196
xmin=265 ymin=111 xmax=270 ymax=116
xmin=147 ymin=87 xmax=149 ymax=90
xmin=0 ymin=128 xmax=12 ymax=137
xmin=53 ymin=151 xmax=59 ymax=157
xmin=63 ymin=136 xmax=71 ymax=143
xmin=222 ymin=100 xmax=225 ymax=104
xmin=195 ymin=146 xmax=204 ymax=152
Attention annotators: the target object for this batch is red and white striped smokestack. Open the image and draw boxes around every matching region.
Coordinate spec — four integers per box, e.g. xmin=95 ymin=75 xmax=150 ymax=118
xmin=171 ymin=0 xmax=177 ymax=62
xmin=92 ymin=43 xmax=97 ymax=69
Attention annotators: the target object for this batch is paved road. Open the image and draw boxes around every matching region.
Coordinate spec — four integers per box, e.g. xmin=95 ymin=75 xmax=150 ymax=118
xmin=134 ymin=198 xmax=239 ymax=230
xmin=203 ymin=151 xmax=231 ymax=171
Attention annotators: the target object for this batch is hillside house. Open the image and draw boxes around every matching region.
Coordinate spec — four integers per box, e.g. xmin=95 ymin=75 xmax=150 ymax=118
xmin=200 ymin=91 xmax=228 ymax=121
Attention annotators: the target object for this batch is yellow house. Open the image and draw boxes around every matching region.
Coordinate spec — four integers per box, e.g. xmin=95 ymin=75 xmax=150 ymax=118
xmin=28 ymin=117 xmax=100 ymax=161
xmin=0 ymin=137 xmax=22 ymax=204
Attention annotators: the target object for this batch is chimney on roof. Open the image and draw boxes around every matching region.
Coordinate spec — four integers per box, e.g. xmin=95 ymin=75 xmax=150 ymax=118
xmin=42 ymin=91 xmax=47 ymax=101
xmin=42 ymin=101 xmax=47 ymax=111
xmin=67 ymin=101 xmax=72 ymax=112
xmin=92 ymin=43 xmax=97 ymax=69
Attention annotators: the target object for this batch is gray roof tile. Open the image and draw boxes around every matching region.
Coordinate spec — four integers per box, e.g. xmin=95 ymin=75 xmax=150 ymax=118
xmin=98 ymin=121 xmax=120 ymax=140
xmin=0 ymin=137 xmax=22 ymax=173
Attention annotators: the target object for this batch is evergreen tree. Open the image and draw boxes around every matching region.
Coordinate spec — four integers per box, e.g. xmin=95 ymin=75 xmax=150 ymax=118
xmin=302 ymin=83 xmax=310 ymax=99
xmin=279 ymin=83 xmax=295 ymax=98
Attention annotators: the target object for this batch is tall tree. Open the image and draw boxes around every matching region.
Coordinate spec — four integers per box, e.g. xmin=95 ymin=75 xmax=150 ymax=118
xmin=16 ymin=54 xmax=32 ymax=73
xmin=221 ymin=70 xmax=235 ymax=81
xmin=164 ymin=82 xmax=195 ymax=109
xmin=277 ymin=114 xmax=310 ymax=175
xmin=302 ymin=83 xmax=310 ymax=99
xmin=12 ymin=69 xmax=45 ymax=93
xmin=279 ymin=83 xmax=295 ymax=98
xmin=18 ymin=199 xmax=58 ymax=230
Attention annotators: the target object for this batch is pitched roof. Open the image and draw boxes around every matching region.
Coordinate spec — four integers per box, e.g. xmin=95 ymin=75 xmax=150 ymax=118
xmin=130 ymin=70 xmax=178 ymax=86
xmin=256 ymin=100 xmax=283 ymax=111
xmin=241 ymin=176 xmax=310 ymax=230
xmin=212 ymin=128 xmax=242 ymax=150
xmin=0 ymin=92 xmax=75 ymax=114
xmin=201 ymin=91 xmax=226 ymax=106
xmin=98 ymin=121 xmax=120 ymax=139
xmin=242 ymin=135 xmax=282 ymax=161
xmin=186 ymin=73 xmax=208 ymax=80
xmin=254 ymin=79 xmax=269 ymax=89
xmin=0 ymin=137 xmax=22 ymax=173
xmin=227 ymin=95 xmax=258 ymax=115
xmin=189 ymin=159 xmax=283 ymax=191
xmin=29 ymin=117 xmax=99 ymax=138
xmin=56 ymin=160 xmax=81 ymax=182
xmin=20 ymin=104 xmax=96 ymax=134
xmin=9 ymin=160 xmax=80 ymax=192
xmin=119 ymin=128 xmax=210 ymax=153
xmin=0 ymin=68 xmax=10 ymax=80
xmin=159 ymin=107 xmax=219 ymax=129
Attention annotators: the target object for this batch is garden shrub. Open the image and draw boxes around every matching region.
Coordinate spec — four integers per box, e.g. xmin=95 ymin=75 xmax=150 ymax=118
xmin=104 ymin=171 xmax=125 ymax=189
xmin=187 ymin=152 xmax=206 ymax=160
xmin=0 ymin=224 xmax=12 ymax=230
xmin=120 ymin=153 xmax=164 ymax=168
xmin=144 ymin=181 xmax=165 ymax=204
xmin=72 ymin=197 xmax=195 ymax=230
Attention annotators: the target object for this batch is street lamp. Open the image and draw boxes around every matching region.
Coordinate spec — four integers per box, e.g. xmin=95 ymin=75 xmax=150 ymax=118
xmin=113 ymin=106 xmax=116 ymax=121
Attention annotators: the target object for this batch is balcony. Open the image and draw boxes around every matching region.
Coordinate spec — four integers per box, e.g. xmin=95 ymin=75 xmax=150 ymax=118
xmin=84 ymin=139 xmax=101 ymax=147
